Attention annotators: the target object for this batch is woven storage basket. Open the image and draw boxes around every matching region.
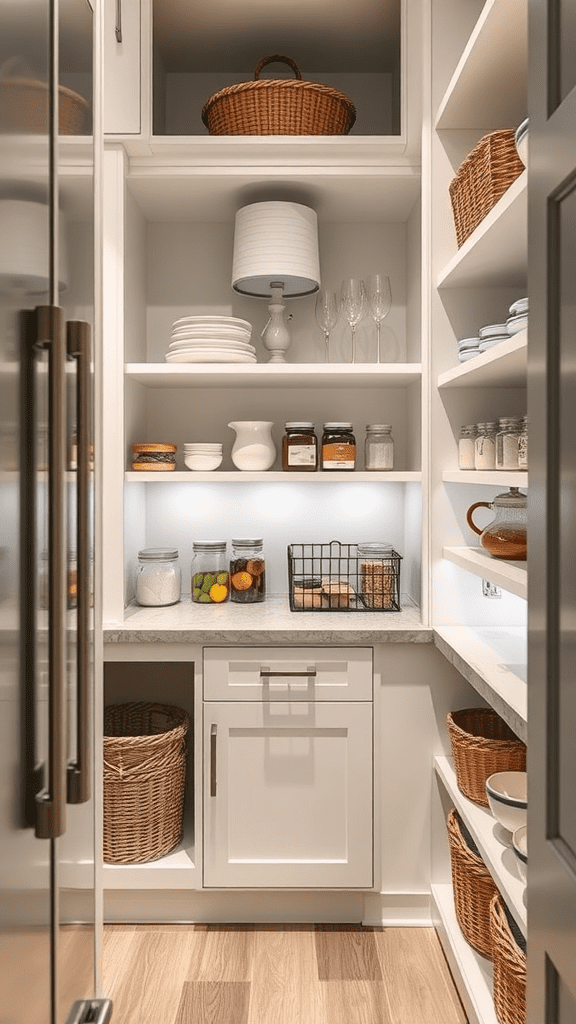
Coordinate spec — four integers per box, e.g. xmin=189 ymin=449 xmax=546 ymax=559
xmin=490 ymin=893 xmax=527 ymax=1024
xmin=103 ymin=702 xmax=189 ymax=864
xmin=447 ymin=707 xmax=526 ymax=807
xmin=202 ymin=55 xmax=356 ymax=136
xmin=449 ymin=129 xmax=525 ymax=247
xmin=0 ymin=78 xmax=89 ymax=135
xmin=447 ymin=808 xmax=499 ymax=959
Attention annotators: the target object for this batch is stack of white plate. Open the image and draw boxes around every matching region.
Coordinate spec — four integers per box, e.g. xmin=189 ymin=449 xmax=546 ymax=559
xmin=478 ymin=322 xmax=509 ymax=352
xmin=507 ymin=297 xmax=528 ymax=335
xmin=458 ymin=336 xmax=481 ymax=362
xmin=165 ymin=316 xmax=256 ymax=363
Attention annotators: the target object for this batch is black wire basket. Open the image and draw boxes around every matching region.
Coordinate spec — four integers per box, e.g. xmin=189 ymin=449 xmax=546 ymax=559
xmin=287 ymin=541 xmax=402 ymax=612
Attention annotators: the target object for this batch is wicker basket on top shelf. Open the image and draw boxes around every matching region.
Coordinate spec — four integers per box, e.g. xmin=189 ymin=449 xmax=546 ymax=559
xmin=449 ymin=129 xmax=525 ymax=247
xmin=202 ymin=55 xmax=356 ymax=136
xmin=447 ymin=707 xmax=526 ymax=807
xmin=490 ymin=893 xmax=527 ymax=1024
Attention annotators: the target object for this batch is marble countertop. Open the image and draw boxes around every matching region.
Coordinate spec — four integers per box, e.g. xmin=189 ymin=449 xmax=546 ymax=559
xmin=103 ymin=595 xmax=432 ymax=645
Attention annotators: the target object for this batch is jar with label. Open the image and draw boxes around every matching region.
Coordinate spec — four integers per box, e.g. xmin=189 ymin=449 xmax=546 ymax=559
xmin=39 ymin=549 xmax=78 ymax=609
xmin=230 ymin=538 xmax=266 ymax=603
xmin=357 ymin=542 xmax=398 ymax=610
xmin=321 ymin=423 xmax=356 ymax=471
xmin=474 ymin=421 xmax=498 ymax=470
xmin=191 ymin=541 xmax=229 ymax=604
xmin=364 ymin=424 xmax=394 ymax=471
xmin=282 ymin=423 xmax=318 ymax=472
xmin=458 ymin=425 xmax=477 ymax=470
xmin=496 ymin=417 xmax=522 ymax=470
xmin=136 ymin=548 xmax=181 ymax=607
xmin=518 ymin=416 xmax=528 ymax=469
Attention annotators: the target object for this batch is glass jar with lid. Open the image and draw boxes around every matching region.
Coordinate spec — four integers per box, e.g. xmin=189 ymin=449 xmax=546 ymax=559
xmin=39 ymin=549 xmax=78 ymax=609
xmin=518 ymin=415 xmax=528 ymax=469
xmin=230 ymin=538 xmax=266 ymax=603
xmin=458 ymin=424 xmax=477 ymax=470
xmin=474 ymin=421 xmax=498 ymax=470
xmin=282 ymin=423 xmax=318 ymax=472
xmin=495 ymin=417 xmax=522 ymax=470
xmin=321 ymin=423 xmax=356 ymax=471
xmin=136 ymin=548 xmax=181 ymax=607
xmin=191 ymin=541 xmax=229 ymax=604
xmin=364 ymin=424 xmax=394 ymax=471
xmin=357 ymin=542 xmax=400 ymax=610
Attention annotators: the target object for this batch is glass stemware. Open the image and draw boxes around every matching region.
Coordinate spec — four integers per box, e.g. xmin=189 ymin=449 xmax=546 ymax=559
xmin=315 ymin=290 xmax=339 ymax=363
xmin=340 ymin=279 xmax=366 ymax=363
xmin=366 ymin=274 xmax=392 ymax=363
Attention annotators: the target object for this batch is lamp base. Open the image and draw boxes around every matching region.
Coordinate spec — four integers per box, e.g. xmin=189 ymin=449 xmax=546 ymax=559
xmin=261 ymin=284 xmax=291 ymax=363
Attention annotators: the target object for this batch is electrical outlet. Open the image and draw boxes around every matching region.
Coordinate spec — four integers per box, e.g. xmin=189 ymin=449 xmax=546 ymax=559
xmin=482 ymin=579 xmax=501 ymax=599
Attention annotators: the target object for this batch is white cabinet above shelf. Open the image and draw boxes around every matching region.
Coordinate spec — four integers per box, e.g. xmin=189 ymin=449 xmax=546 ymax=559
xmin=125 ymin=363 xmax=422 ymax=389
xmin=443 ymin=546 xmax=527 ymax=600
xmin=442 ymin=471 xmax=528 ymax=487
xmin=437 ymin=173 xmax=527 ymax=289
xmin=435 ymin=0 xmax=527 ymax=131
xmin=437 ymin=332 xmax=527 ymax=389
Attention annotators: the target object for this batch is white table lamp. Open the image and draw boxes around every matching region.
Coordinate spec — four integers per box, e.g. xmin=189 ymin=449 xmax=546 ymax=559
xmin=232 ymin=201 xmax=320 ymax=363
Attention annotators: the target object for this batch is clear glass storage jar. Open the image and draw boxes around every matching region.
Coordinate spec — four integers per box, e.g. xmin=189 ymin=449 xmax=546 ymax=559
xmin=364 ymin=424 xmax=394 ymax=470
xmin=495 ymin=417 xmax=522 ymax=470
xmin=230 ymin=538 xmax=266 ymax=603
xmin=357 ymin=542 xmax=398 ymax=609
xmin=191 ymin=541 xmax=229 ymax=604
xmin=136 ymin=548 xmax=181 ymax=607
xmin=474 ymin=421 xmax=498 ymax=470
xmin=518 ymin=416 xmax=528 ymax=469
xmin=458 ymin=424 xmax=477 ymax=470
xmin=282 ymin=422 xmax=318 ymax=472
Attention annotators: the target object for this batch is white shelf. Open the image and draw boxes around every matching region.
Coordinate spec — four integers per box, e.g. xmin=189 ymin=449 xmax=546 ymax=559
xmin=125 ymin=363 xmax=422 ymax=389
xmin=437 ymin=173 xmax=527 ymax=289
xmin=431 ymin=884 xmax=498 ymax=1024
xmin=124 ymin=470 xmax=422 ymax=482
xmin=437 ymin=332 xmax=527 ymax=389
xmin=434 ymin=626 xmax=526 ymax=741
xmin=435 ymin=756 xmax=527 ymax=936
xmin=442 ymin=471 xmax=528 ymax=486
xmin=435 ymin=0 xmax=527 ymax=130
xmin=443 ymin=547 xmax=527 ymax=600
xmin=103 ymin=841 xmax=197 ymax=889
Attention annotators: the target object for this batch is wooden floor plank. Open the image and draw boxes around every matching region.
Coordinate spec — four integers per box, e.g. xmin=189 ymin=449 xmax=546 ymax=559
xmin=175 ymin=981 xmax=251 ymax=1024
xmin=321 ymin=980 xmax=394 ymax=1024
xmin=102 ymin=926 xmax=140 ymax=995
xmin=186 ymin=924 xmax=255 ymax=983
xmin=104 ymin=927 xmax=198 ymax=1024
xmin=59 ymin=925 xmax=95 ymax=1019
xmin=314 ymin=925 xmax=383 ymax=981
xmin=248 ymin=925 xmax=322 ymax=1024
xmin=373 ymin=928 xmax=467 ymax=1024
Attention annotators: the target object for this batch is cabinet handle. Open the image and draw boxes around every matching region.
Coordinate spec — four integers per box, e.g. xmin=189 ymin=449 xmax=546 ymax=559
xmin=115 ymin=0 xmax=122 ymax=42
xmin=210 ymin=725 xmax=217 ymax=797
xmin=259 ymin=670 xmax=317 ymax=678
xmin=66 ymin=321 xmax=92 ymax=805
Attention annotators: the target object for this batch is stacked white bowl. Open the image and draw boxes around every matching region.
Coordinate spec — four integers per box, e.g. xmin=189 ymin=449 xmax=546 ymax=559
xmin=478 ymin=322 xmax=510 ymax=352
xmin=458 ymin=336 xmax=481 ymax=362
xmin=183 ymin=443 xmax=223 ymax=471
xmin=507 ymin=296 xmax=528 ymax=336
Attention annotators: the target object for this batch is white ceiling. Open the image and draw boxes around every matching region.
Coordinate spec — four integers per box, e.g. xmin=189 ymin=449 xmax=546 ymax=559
xmin=154 ymin=0 xmax=401 ymax=74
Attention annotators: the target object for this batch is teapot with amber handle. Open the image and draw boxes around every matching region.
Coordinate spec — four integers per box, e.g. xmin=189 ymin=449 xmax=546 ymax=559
xmin=466 ymin=488 xmax=527 ymax=560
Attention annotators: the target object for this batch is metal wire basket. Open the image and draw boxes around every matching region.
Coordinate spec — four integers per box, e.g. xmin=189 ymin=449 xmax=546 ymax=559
xmin=287 ymin=540 xmax=402 ymax=612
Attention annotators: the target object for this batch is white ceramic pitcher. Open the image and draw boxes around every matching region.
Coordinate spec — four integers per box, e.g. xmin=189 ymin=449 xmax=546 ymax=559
xmin=228 ymin=421 xmax=276 ymax=471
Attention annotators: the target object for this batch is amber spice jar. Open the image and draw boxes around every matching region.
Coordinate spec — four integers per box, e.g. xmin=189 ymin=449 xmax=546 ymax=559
xmin=282 ymin=422 xmax=318 ymax=471
xmin=321 ymin=422 xmax=356 ymax=471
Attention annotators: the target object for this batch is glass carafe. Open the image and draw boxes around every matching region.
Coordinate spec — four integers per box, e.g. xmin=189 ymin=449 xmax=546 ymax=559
xmin=466 ymin=488 xmax=527 ymax=560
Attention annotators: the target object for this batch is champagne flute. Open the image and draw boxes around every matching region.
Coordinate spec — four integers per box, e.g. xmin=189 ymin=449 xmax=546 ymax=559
xmin=366 ymin=274 xmax=392 ymax=363
xmin=315 ymin=290 xmax=339 ymax=363
xmin=340 ymin=279 xmax=366 ymax=363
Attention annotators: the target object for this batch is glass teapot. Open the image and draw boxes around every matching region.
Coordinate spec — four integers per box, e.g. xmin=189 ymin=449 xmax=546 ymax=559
xmin=466 ymin=488 xmax=527 ymax=560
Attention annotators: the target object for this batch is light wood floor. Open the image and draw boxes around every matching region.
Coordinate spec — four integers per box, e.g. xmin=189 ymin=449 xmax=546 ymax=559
xmin=103 ymin=924 xmax=467 ymax=1024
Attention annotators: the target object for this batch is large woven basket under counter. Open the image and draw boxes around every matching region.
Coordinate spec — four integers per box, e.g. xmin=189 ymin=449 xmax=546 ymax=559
xmin=449 ymin=129 xmax=525 ymax=247
xmin=447 ymin=808 xmax=499 ymax=959
xmin=447 ymin=707 xmax=526 ymax=807
xmin=490 ymin=893 xmax=527 ymax=1024
xmin=103 ymin=702 xmax=189 ymax=864
xmin=202 ymin=55 xmax=356 ymax=136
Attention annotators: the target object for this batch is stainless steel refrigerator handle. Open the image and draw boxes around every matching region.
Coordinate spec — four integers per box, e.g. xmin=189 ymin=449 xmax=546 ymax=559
xmin=67 ymin=322 xmax=91 ymax=805
xmin=115 ymin=0 xmax=122 ymax=41
xmin=210 ymin=725 xmax=217 ymax=797
xmin=35 ymin=306 xmax=67 ymax=840
xmin=259 ymin=670 xmax=317 ymax=678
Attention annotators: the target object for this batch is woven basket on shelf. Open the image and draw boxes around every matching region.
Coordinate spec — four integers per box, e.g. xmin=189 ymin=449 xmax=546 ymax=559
xmin=449 ymin=129 xmax=525 ymax=247
xmin=490 ymin=893 xmax=527 ymax=1024
xmin=447 ymin=707 xmax=526 ymax=807
xmin=103 ymin=702 xmax=189 ymax=864
xmin=0 ymin=77 xmax=89 ymax=134
xmin=447 ymin=808 xmax=499 ymax=959
xmin=202 ymin=55 xmax=356 ymax=136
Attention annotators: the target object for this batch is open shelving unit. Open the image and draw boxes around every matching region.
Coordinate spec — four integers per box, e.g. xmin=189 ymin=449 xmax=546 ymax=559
xmin=443 ymin=547 xmax=527 ymax=600
xmin=125 ymin=362 xmax=422 ymax=389
xmin=437 ymin=331 xmax=527 ymax=390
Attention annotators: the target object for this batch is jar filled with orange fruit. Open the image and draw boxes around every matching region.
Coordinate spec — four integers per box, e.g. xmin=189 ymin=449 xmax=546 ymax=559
xmin=191 ymin=542 xmax=229 ymax=604
xmin=230 ymin=539 xmax=266 ymax=604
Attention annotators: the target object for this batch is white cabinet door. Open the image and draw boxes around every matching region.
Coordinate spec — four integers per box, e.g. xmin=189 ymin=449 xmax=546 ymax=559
xmin=103 ymin=0 xmax=141 ymax=134
xmin=203 ymin=701 xmax=373 ymax=889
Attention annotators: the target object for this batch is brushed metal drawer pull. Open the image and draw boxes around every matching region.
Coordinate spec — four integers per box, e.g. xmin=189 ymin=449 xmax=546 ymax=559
xmin=210 ymin=725 xmax=217 ymax=797
xmin=259 ymin=670 xmax=317 ymax=678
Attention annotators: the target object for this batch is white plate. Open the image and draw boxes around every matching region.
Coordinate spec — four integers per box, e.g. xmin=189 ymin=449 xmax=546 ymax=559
xmin=459 ymin=350 xmax=481 ymax=361
xmin=165 ymin=350 xmax=257 ymax=363
xmin=171 ymin=325 xmax=251 ymax=338
xmin=168 ymin=339 xmax=255 ymax=352
xmin=172 ymin=315 xmax=252 ymax=329
xmin=479 ymin=323 xmax=508 ymax=338
xmin=507 ymin=316 xmax=528 ymax=335
xmin=479 ymin=338 xmax=507 ymax=352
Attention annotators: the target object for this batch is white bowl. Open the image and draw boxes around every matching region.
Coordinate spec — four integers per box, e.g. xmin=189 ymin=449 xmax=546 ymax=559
xmin=486 ymin=771 xmax=527 ymax=833
xmin=512 ymin=824 xmax=527 ymax=883
xmin=184 ymin=453 xmax=223 ymax=471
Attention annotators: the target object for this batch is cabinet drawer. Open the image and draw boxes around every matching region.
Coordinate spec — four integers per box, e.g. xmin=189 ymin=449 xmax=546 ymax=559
xmin=203 ymin=647 xmax=373 ymax=701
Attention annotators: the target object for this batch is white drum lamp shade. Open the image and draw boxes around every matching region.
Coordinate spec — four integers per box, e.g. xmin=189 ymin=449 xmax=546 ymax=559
xmin=232 ymin=201 xmax=320 ymax=297
xmin=0 ymin=198 xmax=69 ymax=293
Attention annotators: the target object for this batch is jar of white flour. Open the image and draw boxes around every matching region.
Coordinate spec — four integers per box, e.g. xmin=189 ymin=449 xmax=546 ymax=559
xmin=135 ymin=548 xmax=181 ymax=606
